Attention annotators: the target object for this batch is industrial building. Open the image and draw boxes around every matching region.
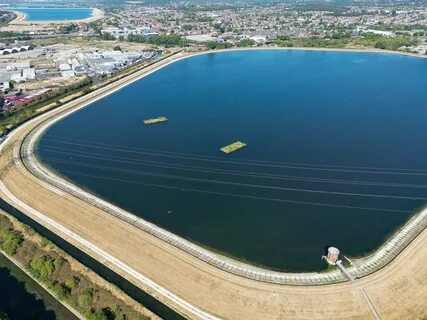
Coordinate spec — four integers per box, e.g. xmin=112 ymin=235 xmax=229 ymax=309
xmin=0 ymin=45 xmax=34 ymax=55
xmin=101 ymin=27 xmax=159 ymax=39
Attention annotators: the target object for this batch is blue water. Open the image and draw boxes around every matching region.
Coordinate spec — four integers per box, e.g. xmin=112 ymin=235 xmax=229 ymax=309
xmin=38 ymin=50 xmax=427 ymax=271
xmin=16 ymin=8 xmax=93 ymax=21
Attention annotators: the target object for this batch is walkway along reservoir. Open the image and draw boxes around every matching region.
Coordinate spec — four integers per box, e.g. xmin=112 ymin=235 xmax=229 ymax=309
xmin=36 ymin=50 xmax=427 ymax=271
xmin=1 ymin=49 xmax=427 ymax=319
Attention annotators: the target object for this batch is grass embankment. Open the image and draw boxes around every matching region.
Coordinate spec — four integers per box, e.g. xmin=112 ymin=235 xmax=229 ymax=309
xmin=0 ymin=211 xmax=155 ymax=320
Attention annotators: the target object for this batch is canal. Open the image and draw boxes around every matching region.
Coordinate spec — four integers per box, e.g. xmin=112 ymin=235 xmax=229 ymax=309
xmin=0 ymin=199 xmax=185 ymax=320
xmin=0 ymin=253 xmax=78 ymax=320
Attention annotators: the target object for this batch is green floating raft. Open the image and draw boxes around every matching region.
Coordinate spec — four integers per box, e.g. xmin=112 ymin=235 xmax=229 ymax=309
xmin=220 ymin=141 xmax=247 ymax=154
xmin=144 ymin=117 xmax=168 ymax=125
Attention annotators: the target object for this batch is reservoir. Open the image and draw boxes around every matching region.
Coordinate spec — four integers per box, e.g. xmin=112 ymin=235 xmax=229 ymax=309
xmin=14 ymin=7 xmax=93 ymax=21
xmin=0 ymin=253 xmax=78 ymax=320
xmin=37 ymin=50 xmax=427 ymax=272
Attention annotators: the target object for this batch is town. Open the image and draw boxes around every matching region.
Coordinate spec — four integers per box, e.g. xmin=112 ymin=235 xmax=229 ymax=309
xmin=0 ymin=1 xmax=426 ymax=129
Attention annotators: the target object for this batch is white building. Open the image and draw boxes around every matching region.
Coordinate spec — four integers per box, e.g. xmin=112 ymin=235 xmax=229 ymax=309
xmin=0 ymin=82 xmax=10 ymax=90
xmin=363 ymin=29 xmax=395 ymax=37
xmin=250 ymin=35 xmax=267 ymax=44
xmin=22 ymin=68 xmax=36 ymax=80
xmin=101 ymin=27 xmax=158 ymax=39
xmin=59 ymin=63 xmax=72 ymax=71
xmin=10 ymin=68 xmax=36 ymax=82
xmin=61 ymin=70 xmax=75 ymax=78
xmin=6 ymin=62 xmax=31 ymax=71
xmin=0 ymin=45 xmax=34 ymax=55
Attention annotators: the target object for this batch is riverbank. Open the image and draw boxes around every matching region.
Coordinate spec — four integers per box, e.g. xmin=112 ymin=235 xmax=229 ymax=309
xmin=0 ymin=251 xmax=82 ymax=320
xmin=0 ymin=209 xmax=159 ymax=320
xmin=0 ymin=253 xmax=76 ymax=320
xmin=9 ymin=8 xmax=104 ymax=25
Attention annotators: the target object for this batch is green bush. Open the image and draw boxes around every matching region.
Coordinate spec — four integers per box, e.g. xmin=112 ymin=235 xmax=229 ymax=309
xmin=52 ymin=282 xmax=71 ymax=300
xmin=237 ymin=38 xmax=255 ymax=47
xmin=85 ymin=309 xmax=108 ymax=320
xmin=65 ymin=276 xmax=80 ymax=289
xmin=0 ymin=310 xmax=9 ymax=320
xmin=29 ymin=255 xmax=56 ymax=279
xmin=78 ymin=290 xmax=93 ymax=307
xmin=0 ymin=229 xmax=23 ymax=255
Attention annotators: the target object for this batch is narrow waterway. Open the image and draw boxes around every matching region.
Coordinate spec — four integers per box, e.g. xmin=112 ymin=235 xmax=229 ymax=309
xmin=0 ymin=253 xmax=78 ymax=320
xmin=0 ymin=199 xmax=185 ymax=320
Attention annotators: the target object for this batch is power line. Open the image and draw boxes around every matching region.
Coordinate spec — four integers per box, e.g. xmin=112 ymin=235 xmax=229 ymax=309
xmin=39 ymin=155 xmax=427 ymax=201
xmin=53 ymin=168 xmax=412 ymax=214
xmin=39 ymin=137 xmax=427 ymax=176
xmin=43 ymin=134 xmax=427 ymax=173
xmin=37 ymin=145 xmax=427 ymax=189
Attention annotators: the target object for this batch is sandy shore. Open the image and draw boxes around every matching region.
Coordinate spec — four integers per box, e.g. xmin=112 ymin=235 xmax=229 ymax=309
xmin=11 ymin=10 xmax=26 ymax=22
xmin=9 ymin=7 xmax=104 ymax=25
xmin=201 ymin=46 xmax=427 ymax=60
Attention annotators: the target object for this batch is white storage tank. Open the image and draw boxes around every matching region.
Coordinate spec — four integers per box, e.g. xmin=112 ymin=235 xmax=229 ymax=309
xmin=327 ymin=247 xmax=340 ymax=264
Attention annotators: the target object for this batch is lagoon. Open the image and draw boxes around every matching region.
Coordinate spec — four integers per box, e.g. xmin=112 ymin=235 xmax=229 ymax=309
xmin=15 ymin=8 xmax=93 ymax=21
xmin=37 ymin=50 xmax=427 ymax=271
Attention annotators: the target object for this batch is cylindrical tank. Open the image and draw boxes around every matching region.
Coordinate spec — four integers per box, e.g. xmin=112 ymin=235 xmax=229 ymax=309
xmin=327 ymin=247 xmax=340 ymax=264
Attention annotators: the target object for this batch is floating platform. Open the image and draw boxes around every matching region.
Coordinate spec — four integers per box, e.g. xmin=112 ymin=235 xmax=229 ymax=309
xmin=220 ymin=141 xmax=247 ymax=154
xmin=143 ymin=117 xmax=168 ymax=125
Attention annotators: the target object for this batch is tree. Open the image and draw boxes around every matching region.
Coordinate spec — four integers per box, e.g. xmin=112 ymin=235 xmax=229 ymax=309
xmin=237 ymin=38 xmax=255 ymax=47
xmin=100 ymin=32 xmax=116 ymax=41
xmin=113 ymin=45 xmax=122 ymax=51
xmin=0 ymin=229 xmax=23 ymax=255
xmin=147 ymin=34 xmax=187 ymax=47
xmin=375 ymin=41 xmax=386 ymax=49
xmin=85 ymin=309 xmax=108 ymax=320
xmin=29 ymin=255 xmax=56 ymax=279
xmin=65 ymin=276 xmax=79 ymax=289
xmin=182 ymin=24 xmax=193 ymax=31
xmin=205 ymin=40 xmax=218 ymax=50
xmin=52 ymin=282 xmax=71 ymax=300
xmin=78 ymin=290 xmax=93 ymax=307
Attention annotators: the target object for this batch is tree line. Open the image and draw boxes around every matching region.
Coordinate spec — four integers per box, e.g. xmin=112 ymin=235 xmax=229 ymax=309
xmin=0 ymin=214 xmax=152 ymax=320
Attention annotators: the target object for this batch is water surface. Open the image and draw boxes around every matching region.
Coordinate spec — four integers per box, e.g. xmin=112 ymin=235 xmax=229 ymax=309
xmin=15 ymin=7 xmax=93 ymax=21
xmin=37 ymin=50 xmax=427 ymax=271
xmin=0 ymin=253 xmax=77 ymax=320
